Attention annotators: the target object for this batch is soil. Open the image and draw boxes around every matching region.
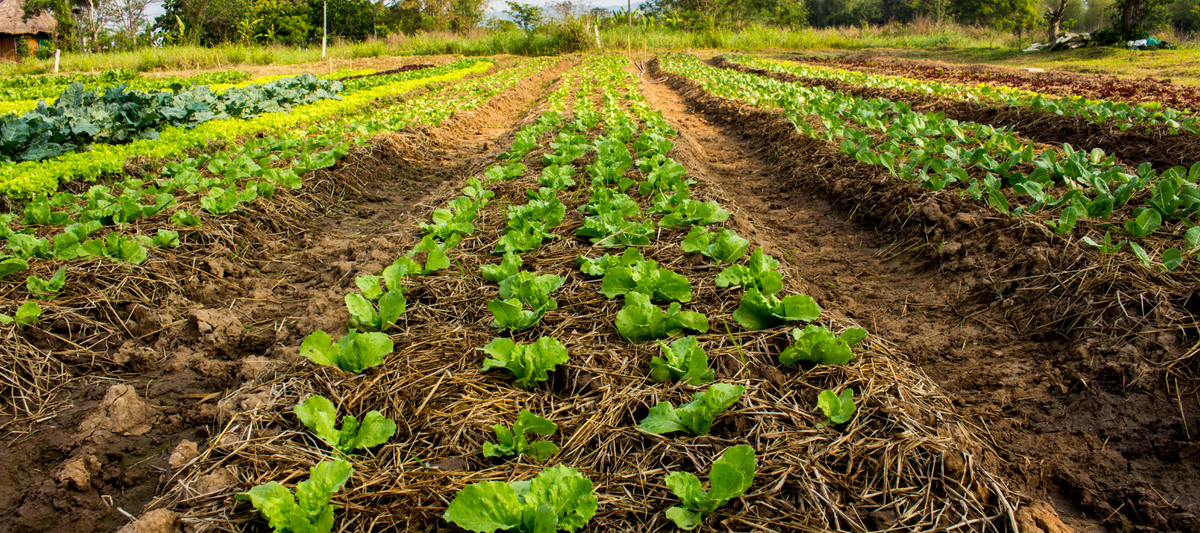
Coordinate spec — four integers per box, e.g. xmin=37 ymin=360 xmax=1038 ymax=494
xmin=0 ymin=58 xmax=567 ymax=533
xmin=642 ymin=57 xmax=1200 ymax=532
xmin=713 ymin=56 xmax=1200 ymax=172
xmin=789 ymin=52 xmax=1200 ymax=111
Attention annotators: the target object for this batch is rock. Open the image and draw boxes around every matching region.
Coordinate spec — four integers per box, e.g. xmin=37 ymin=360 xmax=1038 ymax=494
xmin=117 ymin=509 xmax=181 ymax=533
xmin=168 ymin=440 xmax=199 ymax=470
xmin=54 ymin=454 xmax=101 ymax=491
xmin=433 ymin=456 xmax=467 ymax=472
xmin=78 ymin=384 xmax=159 ymax=439
xmin=1017 ymin=501 xmax=1075 ymax=533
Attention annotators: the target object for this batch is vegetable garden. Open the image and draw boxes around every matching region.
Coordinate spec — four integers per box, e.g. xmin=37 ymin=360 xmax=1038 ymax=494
xmin=0 ymin=50 xmax=1197 ymax=533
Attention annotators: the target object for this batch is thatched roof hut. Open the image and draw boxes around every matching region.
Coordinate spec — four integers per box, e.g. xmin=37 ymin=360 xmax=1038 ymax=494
xmin=0 ymin=0 xmax=56 ymax=60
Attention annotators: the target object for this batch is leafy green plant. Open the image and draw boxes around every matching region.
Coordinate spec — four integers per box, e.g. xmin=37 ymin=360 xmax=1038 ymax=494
xmin=663 ymin=444 xmax=755 ymax=530
xmin=484 ymin=162 xmax=526 ymax=183
xmin=681 ymin=227 xmax=749 ymax=264
xmin=480 ymin=251 xmax=522 ymax=283
xmin=0 ymin=301 xmax=41 ymax=327
xmin=576 ymin=211 xmax=654 ymax=247
xmin=779 ymin=325 xmax=868 ymax=366
xmin=488 ymin=271 xmax=564 ymax=331
xmin=442 ymin=465 xmax=597 ymax=533
xmin=817 ymin=388 xmax=856 ymax=425
xmin=1125 ymin=208 xmax=1162 ymax=238
xmin=1081 ymin=231 xmax=1127 ymax=254
xmin=599 ymin=255 xmax=692 ymax=303
xmin=294 ymin=395 xmax=396 ymax=455
xmin=483 ymin=409 xmax=559 ymax=461
xmin=715 ymin=248 xmax=783 ymax=296
xmin=236 ymin=459 xmax=353 ymax=533
xmin=26 ymin=266 xmax=66 ymax=299
xmin=478 ymin=337 xmax=569 ymax=389
xmin=615 ymin=292 xmax=709 ymax=343
xmin=539 ymin=165 xmax=577 ymax=190
xmin=733 ymin=288 xmax=821 ymax=331
xmin=651 ymin=191 xmax=730 ymax=228
xmin=299 ymin=329 xmax=393 ymax=373
xmin=170 ymin=209 xmax=201 ymax=227
xmin=136 ymin=229 xmax=180 ymax=248
xmin=0 ymin=256 xmax=29 ymax=278
xmin=577 ymin=248 xmax=643 ymax=276
xmin=79 ymin=232 xmax=149 ymax=263
xmin=651 ymin=335 xmax=714 ymax=385
xmin=344 ymin=288 xmax=406 ymax=332
xmin=638 ymin=383 xmax=745 ymax=436
xmin=200 ymin=185 xmax=243 ymax=215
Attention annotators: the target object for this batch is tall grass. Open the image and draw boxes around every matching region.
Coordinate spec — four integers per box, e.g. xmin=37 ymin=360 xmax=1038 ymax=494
xmin=0 ymin=21 xmax=1021 ymax=76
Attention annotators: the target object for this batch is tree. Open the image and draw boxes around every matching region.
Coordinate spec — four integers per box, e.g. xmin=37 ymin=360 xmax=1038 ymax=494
xmin=156 ymin=0 xmax=252 ymax=44
xmin=1045 ymin=0 xmax=1070 ymax=41
xmin=101 ymin=0 xmax=153 ymax=47
xmin=447 ymin=0 xmax=486 ymax=32
xmin=505 ymin=1 xmax=542 ymax=33
xmin=1110 ymin=0 xmax=1172 ymax=38
xmin=22 ymin=0 xmax=81 ymax=50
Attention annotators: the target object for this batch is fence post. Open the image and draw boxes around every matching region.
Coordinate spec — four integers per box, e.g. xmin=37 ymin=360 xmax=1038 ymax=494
xmin=54 ymin=49 xmax=60 ymax=73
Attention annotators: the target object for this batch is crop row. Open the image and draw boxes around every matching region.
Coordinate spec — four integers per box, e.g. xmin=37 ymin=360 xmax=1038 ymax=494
xmin=732 ymin=56 xmax=1200 ymax=136
xmin=661 ymin=54 xmax=1200 ymax=271
xmin=0 ymin=59 xmax=493 ymax=199
xmin=0 ymin=58 xmax=555 ymax=325
xmin=234 ymin=55 xmax=867 ymax=533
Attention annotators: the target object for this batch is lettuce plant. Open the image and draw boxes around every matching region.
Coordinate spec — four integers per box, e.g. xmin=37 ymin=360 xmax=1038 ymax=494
xmin=577 ymin=248 xmax=643 ymax=276
xmin=488 ymin=271 xmax=563 ymax=331
xmin=294 ymin=395 xmax=396 ymax=454
xmin=170 ymin=210 xmax=202 ymax=226
xmin=478 ymin=337 xmax=569 ymax=389
xmin=780 ymin=325 xmax=867 ymax=366
xmin=818 ymin=388 xmax=856 ymax=425
xmin=26 ymin=266 xmax=66 ymax=299
xmin=344 ymin=275 xmax=405 ymax=332
xmin=0 ymin=256 xmax=28 ymax=278
xmin=599 ymin=256 xmax=692 ymax=303
xmin=480 ymin=251 xmax=522 ymax=283
xmin=443 ymin=465 xmax=597 ymax=533
xmin=616 ymin=292 xmax=709 ymax=343
xmin=484 ymin=162 xmax=526 ymax=183
xmin=576 ymin=212 xmax=654 ymax=247
xmin=715 ymin=248 xmax=783 ymax=296
xmin=732 ymin=288 xmax=820 ymax=331
xmin=664 ymin=445 xmax=756 ymax=530
xmin=300 ymin=329 xmax=393 ymax=373
xmin=79 ymin=232 xmax=148 ymax=264
xmin=680 ymin=227 xmax=749 ymax=264
xmin=652 ymin=192 xmax=730 ymax=228
xmin=638 ymin=383 xmax=745 ymax=436
xmin=0 ymin=301 xmax=41 ymax=327
xmin=539 ymin=165 xmax=576 ymax=190
xmin=236 ymin=459 xmax=353 ymax=533
xmin=651 ymin=336 xmax=714 ymax=385
xmin=484 ymin=409 xmax=559 ymax=461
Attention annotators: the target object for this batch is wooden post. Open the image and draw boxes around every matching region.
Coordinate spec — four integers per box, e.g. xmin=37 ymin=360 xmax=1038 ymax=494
xmin=53 ymin=49 xmax=60 ymax=73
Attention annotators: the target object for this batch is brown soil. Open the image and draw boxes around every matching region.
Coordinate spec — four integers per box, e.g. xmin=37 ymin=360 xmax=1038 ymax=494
xmin=713 ymin=56 xmax=1200 ymax=171
xmin=0 ymin=59 xmax=568 ymax=533
xmin=791 ymin=52 xmax=1200 ymax=112
xmin=644 ymin=57 xmax=1200 ymax=532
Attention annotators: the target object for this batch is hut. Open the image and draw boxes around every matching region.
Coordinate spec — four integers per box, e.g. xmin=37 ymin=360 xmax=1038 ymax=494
xmin=0 ymin=0 xmax=56 ymax=60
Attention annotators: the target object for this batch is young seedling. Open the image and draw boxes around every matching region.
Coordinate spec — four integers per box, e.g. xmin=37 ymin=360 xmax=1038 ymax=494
xmin=650 ymin=335 xmax=714 ymax=385
xmin=817 ymin=388 xmax=857 ymax=425
xmin=663 ymin=444 xmax=756 ymax=530
xmin=638 ymin=383 xmax=745 ymax=436
xmin=478 ymin=337 xmax=569 ymax=390
xmin=779 ymin=325 xmax=868 ymax=366
xmin=237 ymin=459 xmax=353 ymax=533
xmin=484 ymin=409 xmax=559 ymax=461
xmin=294 ymin=395 xmax=396 ymax=455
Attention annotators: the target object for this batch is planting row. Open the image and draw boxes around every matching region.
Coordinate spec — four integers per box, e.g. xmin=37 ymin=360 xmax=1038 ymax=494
xmin=732 ymin=56 xmax=1200 ymax=136
xmin=0 ymin=59 xmax=493 ymax=199
xmin=0 ymin=58 xmax=557 ymax=325
xmin=662 ymin=54 xmax=1200 ymax=271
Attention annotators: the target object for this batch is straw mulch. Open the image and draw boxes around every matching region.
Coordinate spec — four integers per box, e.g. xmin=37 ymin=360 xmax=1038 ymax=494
xmin=149 ymin=71 xmax=1019 ymax=533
